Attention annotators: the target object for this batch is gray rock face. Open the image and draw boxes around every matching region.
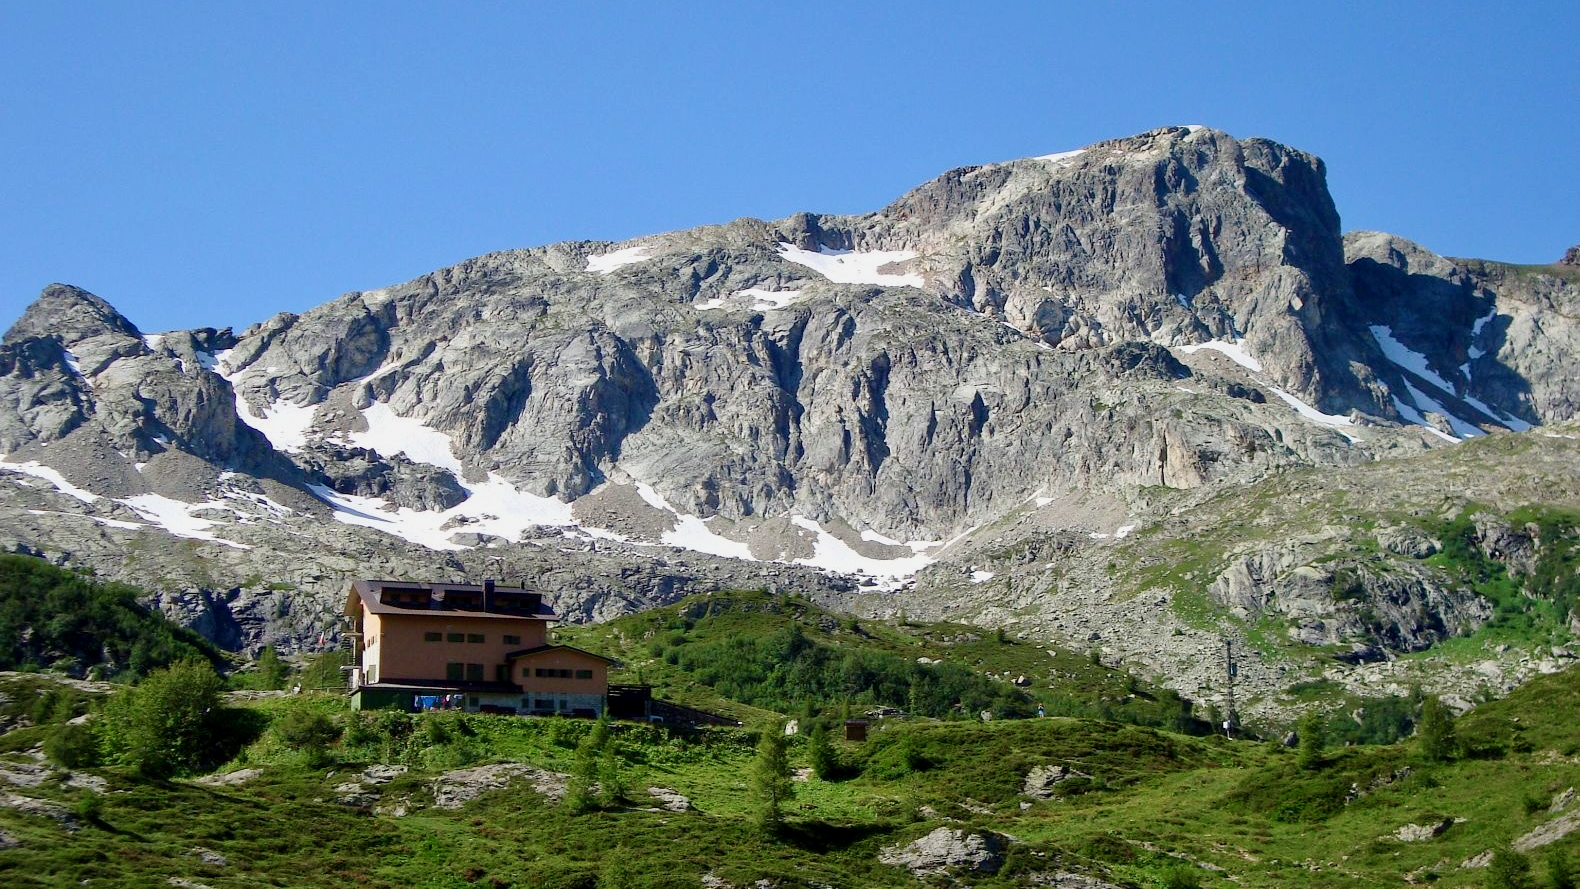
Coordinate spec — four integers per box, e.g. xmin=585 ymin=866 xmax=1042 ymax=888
xmin=1023 ymin=764 xmax=1092 ymax=799
xmin=878 ymin=827 xmax=1011 ymax=877
xmin=1346 ymin=231 xmax=1580 ymax=426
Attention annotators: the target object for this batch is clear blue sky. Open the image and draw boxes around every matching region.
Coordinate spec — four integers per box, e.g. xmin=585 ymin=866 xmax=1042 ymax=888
xmin=3 ymin=1 xmax=1576 ymax=334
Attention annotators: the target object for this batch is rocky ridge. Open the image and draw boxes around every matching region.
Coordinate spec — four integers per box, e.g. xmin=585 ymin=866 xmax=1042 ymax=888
xmin=2 ymin=126 xmax=1577 ymax=717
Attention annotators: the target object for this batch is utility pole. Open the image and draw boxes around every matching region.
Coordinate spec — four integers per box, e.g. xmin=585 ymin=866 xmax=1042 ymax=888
xmin=1221 ymin=636 xmax=1240 ymax=740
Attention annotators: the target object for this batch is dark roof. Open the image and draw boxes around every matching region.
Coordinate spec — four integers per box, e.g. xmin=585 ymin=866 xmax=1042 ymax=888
xmin=345 ymin=579 xmax=557 ymax=621
xmin=504 ymin=643 xmax=617 ymax=664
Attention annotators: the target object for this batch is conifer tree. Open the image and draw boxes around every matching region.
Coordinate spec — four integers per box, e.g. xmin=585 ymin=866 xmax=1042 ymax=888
xmin=564 ymin=715 xmax=610 ymax=814
xmin=1416 ymin=695 xmax=1458 ymax=762
xmin=256 ymin=646 xmax=288 ymax=690
xmin=1296 ymin=711 xmax=1324 ymax=770
xmin=750 ymin=721 xmax=793 ymax=833
xmin=597 ymin=737 xmax=626 ymax=807
xmin=808 ymin=720 xmax=839 ymax=781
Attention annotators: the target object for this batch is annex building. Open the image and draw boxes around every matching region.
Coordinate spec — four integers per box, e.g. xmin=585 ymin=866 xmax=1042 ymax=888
xmin=343 ymin=578 xmax=613 ymax=716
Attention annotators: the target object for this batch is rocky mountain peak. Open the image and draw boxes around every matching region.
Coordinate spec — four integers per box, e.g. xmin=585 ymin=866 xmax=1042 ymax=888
xmin=1562 ymin=244 xmax=1580 ymax=267
xmin=3 ymin=283 xmax=143 ymax=348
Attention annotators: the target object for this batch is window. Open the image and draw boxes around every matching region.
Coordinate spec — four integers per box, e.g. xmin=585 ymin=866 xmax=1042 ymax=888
xmin=575 ymin=669 xmax=594 ymax=680
xmin=502 ymin=635 xmax=520 ymax=646
xmin=465 ymin=663 xmax=484 ymax=682
xmin=424 ymin=631 xmax=441 ymax=642
xmin=534 ymin=667 xmax=573 ymax=679
xmin=446 ymin=662 xmax=464 ymax=681
xmin=467 ymin=633 xmax=485 ymax=644
xmin=534 ymin=699 xmax=553 ymax=710
xmin=447 ymin=632 xmax=464 ymax=643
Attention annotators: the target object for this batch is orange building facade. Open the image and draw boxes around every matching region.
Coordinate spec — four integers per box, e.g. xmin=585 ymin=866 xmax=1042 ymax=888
xmin=344 ymin=579 xmax=612 ymax=715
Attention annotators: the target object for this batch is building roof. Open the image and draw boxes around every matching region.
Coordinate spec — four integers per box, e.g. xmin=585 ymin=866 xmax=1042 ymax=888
xmin=344 ymin=578 xmax=557 ymax=621
xmin=505 ymin=643 xmax=617 ymax=664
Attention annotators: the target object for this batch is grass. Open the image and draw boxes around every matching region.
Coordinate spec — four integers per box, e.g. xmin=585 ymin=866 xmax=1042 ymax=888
xmin=2 ymin=662 xmax=1578 ymax=887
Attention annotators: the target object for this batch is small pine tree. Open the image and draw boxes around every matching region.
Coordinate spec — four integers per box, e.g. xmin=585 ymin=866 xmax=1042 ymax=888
xmin=256 ymin=646 xmax=288 ymax=690
xmin=1487 ymin=845 xmax=1534 ymax=889
xmin=564 ymin=715 xmax=610 ymax=814
xmin=1549 ymin=849 xmax=1575 ymax=889
xmin=1416 ymin=695 xmax=1457 ymax=762
xmin=750 ymin=721 xmax=794 ymax=834
xmin=808 ymin=720 xmax=838 ymax=781
xmin=597 ymin=740 xmax=625 ymax=807
xmin=1296 ymin=712 xmax=1324 ymax=771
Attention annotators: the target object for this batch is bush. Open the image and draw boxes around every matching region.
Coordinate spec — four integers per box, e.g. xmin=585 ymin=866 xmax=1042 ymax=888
xmin=96 ymin=658 xmax=225 ymax=777
xmin=272 ymin=705 xmax=340 ymax=766
xmin=1488 ymin=846 xmax=1534 ymax=889
xmin=0 ymin=554 xmax=219 ymax=677
xmin=43 ymin=722 xmax=99 ymax=768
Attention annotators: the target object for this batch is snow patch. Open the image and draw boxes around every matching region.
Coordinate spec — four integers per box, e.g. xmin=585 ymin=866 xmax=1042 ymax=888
xmin=1268 ymin=388 xmax=1360 ymax=442
xmin=1392 ymin=397 xmax=1460 ymax=443
xmin=1369 ymin=325 xmax=1457 ymax=393
xmin=630 ymin=482 xmax=755 ymax=560
xmin=1034 ymin=496 xmax=1055 ymax=508
xmin=970 ymin=570 xmax=995 ymax=584
xmin=1033 ymin=148 xmax=1085 ymax=165
xmin=61 ymin=349 xmax=83 ymax=376
xmin=777 ymin=243 xmax=923 ymax=288
xmin=1179 ymin=339 xmax=1263 ymax=373
xmin=586 ymin=245 xmax=655 ymax=274
xmin=693 ymin=288 xmax=805 ymax=312
xmin=736 ymin=288 xmax=803 ymax=309
xmin=0 ymin=459 xmax=100 ymax=503
xmin=349 ymin=402 xmax=466 ymax=474
xmin=1402 ymin=380 xmax=1483 ymax=439
xmin=1114 ymin=524 xmax=1136 ymax=539
xmin=117 ymin=494 xmax=250 ymax=549
xmin=235 ymin=398 xmax=316 ymax=453
xmin=142 ymin=334 xmax=165 ymax=351
xmin=789 ymin=516 xmax=932 ymax=581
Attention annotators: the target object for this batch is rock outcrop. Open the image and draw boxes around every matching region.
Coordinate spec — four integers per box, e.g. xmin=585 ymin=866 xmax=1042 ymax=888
xmin=878 ymin=827 xmax=1012 ymax=877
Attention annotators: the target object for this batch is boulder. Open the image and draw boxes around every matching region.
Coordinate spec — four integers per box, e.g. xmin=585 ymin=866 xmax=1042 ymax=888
xmin=878 ymin=827 xmax=1012 ymax=877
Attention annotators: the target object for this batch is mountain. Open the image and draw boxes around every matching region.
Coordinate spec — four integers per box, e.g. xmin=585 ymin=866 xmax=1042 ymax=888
xmin=2 ymin=125 xmax=1576 ymax=719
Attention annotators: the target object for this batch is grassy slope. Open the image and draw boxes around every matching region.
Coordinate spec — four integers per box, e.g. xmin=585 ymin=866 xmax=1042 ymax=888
xmin=1 ymin=661 xmax=1576 ymax=888
xmin=557 ymin=590 xmax=1200 ymax=730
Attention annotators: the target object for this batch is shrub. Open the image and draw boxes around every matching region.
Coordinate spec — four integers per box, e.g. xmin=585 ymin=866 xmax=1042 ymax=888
xmin=1488 ymin=845 xmax=1534 ymax=889
xmin=44 ymin=722 xmax=99 ymax=768
xmin=96 ymin=658 xmax=225 ymax=777
xmin=272 ymin=705 xmax=340 ymax=766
